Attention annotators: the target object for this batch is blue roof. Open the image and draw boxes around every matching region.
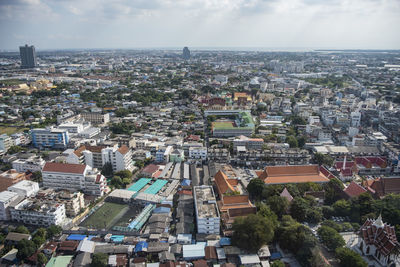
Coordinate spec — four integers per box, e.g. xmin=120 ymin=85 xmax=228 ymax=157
xmin=181 ymin=179 xmax=191 ymax=186
xmin=270 ymin=252 xmax=282 ymax=260
xmin=134 ymin=241 xmax=148 ymax=253
xmin=110 ymin=235 xmax=124 ymax=243
xmin=220 ymin=237 xmax=231 ymax=246
xmin=67 ymin=235 xmax=87 ymax=241
xmin=153 ymin=207 xmax=171 ymax=214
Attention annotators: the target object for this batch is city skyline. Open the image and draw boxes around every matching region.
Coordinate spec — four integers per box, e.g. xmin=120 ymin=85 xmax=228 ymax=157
xmin=0 ymin=0 xmax=399 ymax=50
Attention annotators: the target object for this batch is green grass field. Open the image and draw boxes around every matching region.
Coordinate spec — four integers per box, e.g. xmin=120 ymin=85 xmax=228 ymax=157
xmin=80 ymin=202 xmax=128 ymax=230
xmin=0 ymin=126 xmax=28 ymax=135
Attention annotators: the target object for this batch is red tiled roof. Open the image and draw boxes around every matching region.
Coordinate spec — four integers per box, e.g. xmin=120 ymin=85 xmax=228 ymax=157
xmin=343 ymin=181 xmax=367 ymax=198
xmin=214 ymin=170 xmax=236 ymax=195
xmin=142 ymin=164 xmax=160 ymax=175
xmin=42 ymin=162 xmax=86 ymax=174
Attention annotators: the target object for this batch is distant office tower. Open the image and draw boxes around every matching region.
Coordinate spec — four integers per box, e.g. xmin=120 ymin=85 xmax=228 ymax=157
xmin=19 ymin=44 xmax=37 ymax=68
xmin=183 ymin=47 xmax=190 ymax=60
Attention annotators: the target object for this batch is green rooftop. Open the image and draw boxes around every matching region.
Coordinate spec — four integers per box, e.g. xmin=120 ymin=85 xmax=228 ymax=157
xmin=45 ymin=256 xmax=73 ymax=267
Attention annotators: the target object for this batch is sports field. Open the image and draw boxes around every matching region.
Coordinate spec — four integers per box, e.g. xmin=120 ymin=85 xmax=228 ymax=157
xmin=80 ymin=202 xmax=128 ymax=230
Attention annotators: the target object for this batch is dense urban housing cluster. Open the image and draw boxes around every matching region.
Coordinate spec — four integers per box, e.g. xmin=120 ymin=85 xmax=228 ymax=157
xmin=0 ymin=46 xmax=398 ymax=267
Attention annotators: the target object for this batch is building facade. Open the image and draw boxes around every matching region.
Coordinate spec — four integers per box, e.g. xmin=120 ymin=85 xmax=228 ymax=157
xmin=19 ymin=44 xmax=37 ymax=68
xmin=31 ymin=127 xmax=69 ymax=149
xmin=42 ymin=162 xmax=106 ymax=196
xmin=193 ymin=185 xmax=220 ymax=235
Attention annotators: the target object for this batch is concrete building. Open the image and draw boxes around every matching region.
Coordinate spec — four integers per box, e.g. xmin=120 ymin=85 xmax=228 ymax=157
xmin=42 ymin=162 xmax=106 ymax=196
xmin=101 ymin=145 xmax=134 ymax=172
xmin=188 ymin=147 xmax=207 ymax=161
xmin=8 ymin=180 xmax=39 ymax=197
xmin=81 ymin=112 xmax=110 ymax=125
xmin=0 ymin=191 xmax=20 ymax=221
xmin=0 ymin=170 xmax=26 ymax=192
xmin=31 ymin=127 xmax=69 ymax=149
xmin=10 ymin=199 xmax=66 ymax=226
xmin=193 ymin=186 xmax=220 ymax=235
xmin=66 ymin=144 xmax=134 ymax=172
xmin=11 ymin=156 xmax=45 ymax=173
xmin=233 ymin=136 xmax=264 ymax=150
xmin=156 ymin=146 xmax=173 ymax=163
xmin=0 ymin=134 xmax=12 ymax=153
xmin=36 ymin=189 xmax=85 ymax=217
xmin=19 ymin=44 xmax=37 ymax=68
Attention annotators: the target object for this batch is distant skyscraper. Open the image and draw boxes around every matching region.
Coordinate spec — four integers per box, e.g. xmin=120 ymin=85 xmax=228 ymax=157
xmin=182 ymin=47 xmax=190 ymax=60
xmin=19 ymin=44 xmax=37 ymax=68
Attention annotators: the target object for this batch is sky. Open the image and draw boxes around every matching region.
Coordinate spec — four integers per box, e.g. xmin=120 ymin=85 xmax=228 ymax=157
xmin=0 ymin=0 xmax=399 ymax=50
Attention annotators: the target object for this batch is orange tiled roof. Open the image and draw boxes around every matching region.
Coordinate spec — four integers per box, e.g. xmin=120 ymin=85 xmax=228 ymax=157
xmin=118 ymin=145 xmax=130 ymax=155
xmin=214 ymin=170 xmax=237 ymax=195
xmin=258 ymin=165 xmax=330 ymax=184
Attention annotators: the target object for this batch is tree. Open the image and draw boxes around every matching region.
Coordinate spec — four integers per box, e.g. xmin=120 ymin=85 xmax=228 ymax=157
xmin=271 ymin=260 xmax=285 ymax=267
xmin=321 ymin=220 xmax=342 ymax=232
xmin=267 ymin=196 xmax=289 ymax=218
xmin=333 ymin=199 xmax=351 ymax=217
xmin=91 ymin=253 xmax=108 ymax=267
xmin=317 ymin=226 xmax=345 ymax=251
xmin=114 ymin=170 xmax=133 ymax=180
xmin=7 ymin=145 xmax=23 ymax=154
xmin=14 ymin=225 xmax=30 ymax=234
xmin=46 ymin=225 xmax=62 ymax=239
xmin=101 ymin=162 xmax=114 ymax=177
xmin=286 ymin=135 xmax=298 ymax=148
xmin=335 ymin=247 xmax=367 ymax=267
xmin=31 ymin=171 xmax=42 ymax=183
xmin=232 ymin=214 xmax=275 ymax=253
xmin=135 ymin=160 xmax=144 ymax=169
xmin=297 ymin=135 xmax=307 ymax=148
xmin=290 ymin=197 xmax=309 ymax=222
xmin=16 ymin=239 xmax=37 ymax=260
xmin=256 ymin=202 xmax=278 ymax=228
xmin=247 ymin=178 xmax=265 ymax=200
xmin=37 ymin=252 xmax=48 ymax=266
xmin=32 ymin=228 xmax=47 ymax=247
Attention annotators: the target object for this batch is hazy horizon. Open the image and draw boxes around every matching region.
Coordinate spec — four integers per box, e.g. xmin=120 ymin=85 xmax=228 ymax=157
xmin=1 ymin=0 xmax=400 ymax=50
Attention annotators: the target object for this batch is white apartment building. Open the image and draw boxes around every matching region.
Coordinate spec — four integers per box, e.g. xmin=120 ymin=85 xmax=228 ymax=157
xmin=12 ymin=156 xmax=45 ymax=173
xmin=189 ymin=147 xmax=207 ymax=161
xmin=0 ymin=191 xmax=20 ymax=220
xmin=193 ymin=185 xmax=220 ymax=235
xmin=66 ymin=144 xmax=134 ymax=172
xmin=31 ymin=127 xmax=69 ymax=149
xmin=8 ymin=180 xmax=39 ymax=197
xmin=10 ymin=199 xmax=66 ymax=226
xmin=101 ymin=145 xmax=134 ymax=172
xmin=42 ymin=162 xmax=107 ymax=196
xmin=0 ymin=134 xmax=13 ymax=153
xmin=81 ymin=112 xmax=110 ymax=125
xmin=233 ymin=136 xmax=264 ymax=150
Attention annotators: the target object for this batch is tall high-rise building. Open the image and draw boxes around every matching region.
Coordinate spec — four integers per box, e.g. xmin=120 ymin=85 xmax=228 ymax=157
xmin=182 ymin=47 xmax=190 ymax=60
xmin=19 ymin=44 xmax=37 ymax=68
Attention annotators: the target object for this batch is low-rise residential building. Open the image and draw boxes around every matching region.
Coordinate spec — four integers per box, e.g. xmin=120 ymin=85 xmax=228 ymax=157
xmin=11 ymin=156 xmax=45 ymax=173
xmin=42 ymin=162 xmax=107 ymax=196
xmin=10 ymin=199 xmax=66 ymax=226
xmin=0 ymin=170 xmax=26 ymax=192
xmin=193 ymin=185 xmax=220 ymax=235
xmin=0 ymin=134 xmax=12 ymax=153
xmin=31 ymin=127 xmax=69 ymax=149
xmin=233 ymin=136 xmax=264 ymax=150
xmin=8 ymin=180 xmax=39 ymax=197
xmin=0 ymin=191 xmax=21 ymax=220
xmin=188 ymin=146 xmax=207 ymax=162
xmin=36 ymin=189 xmax=85 ymax=217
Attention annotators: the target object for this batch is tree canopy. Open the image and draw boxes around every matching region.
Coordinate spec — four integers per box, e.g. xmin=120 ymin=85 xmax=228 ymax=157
xmin=232 ymin=214 xmax=275 ymax=253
